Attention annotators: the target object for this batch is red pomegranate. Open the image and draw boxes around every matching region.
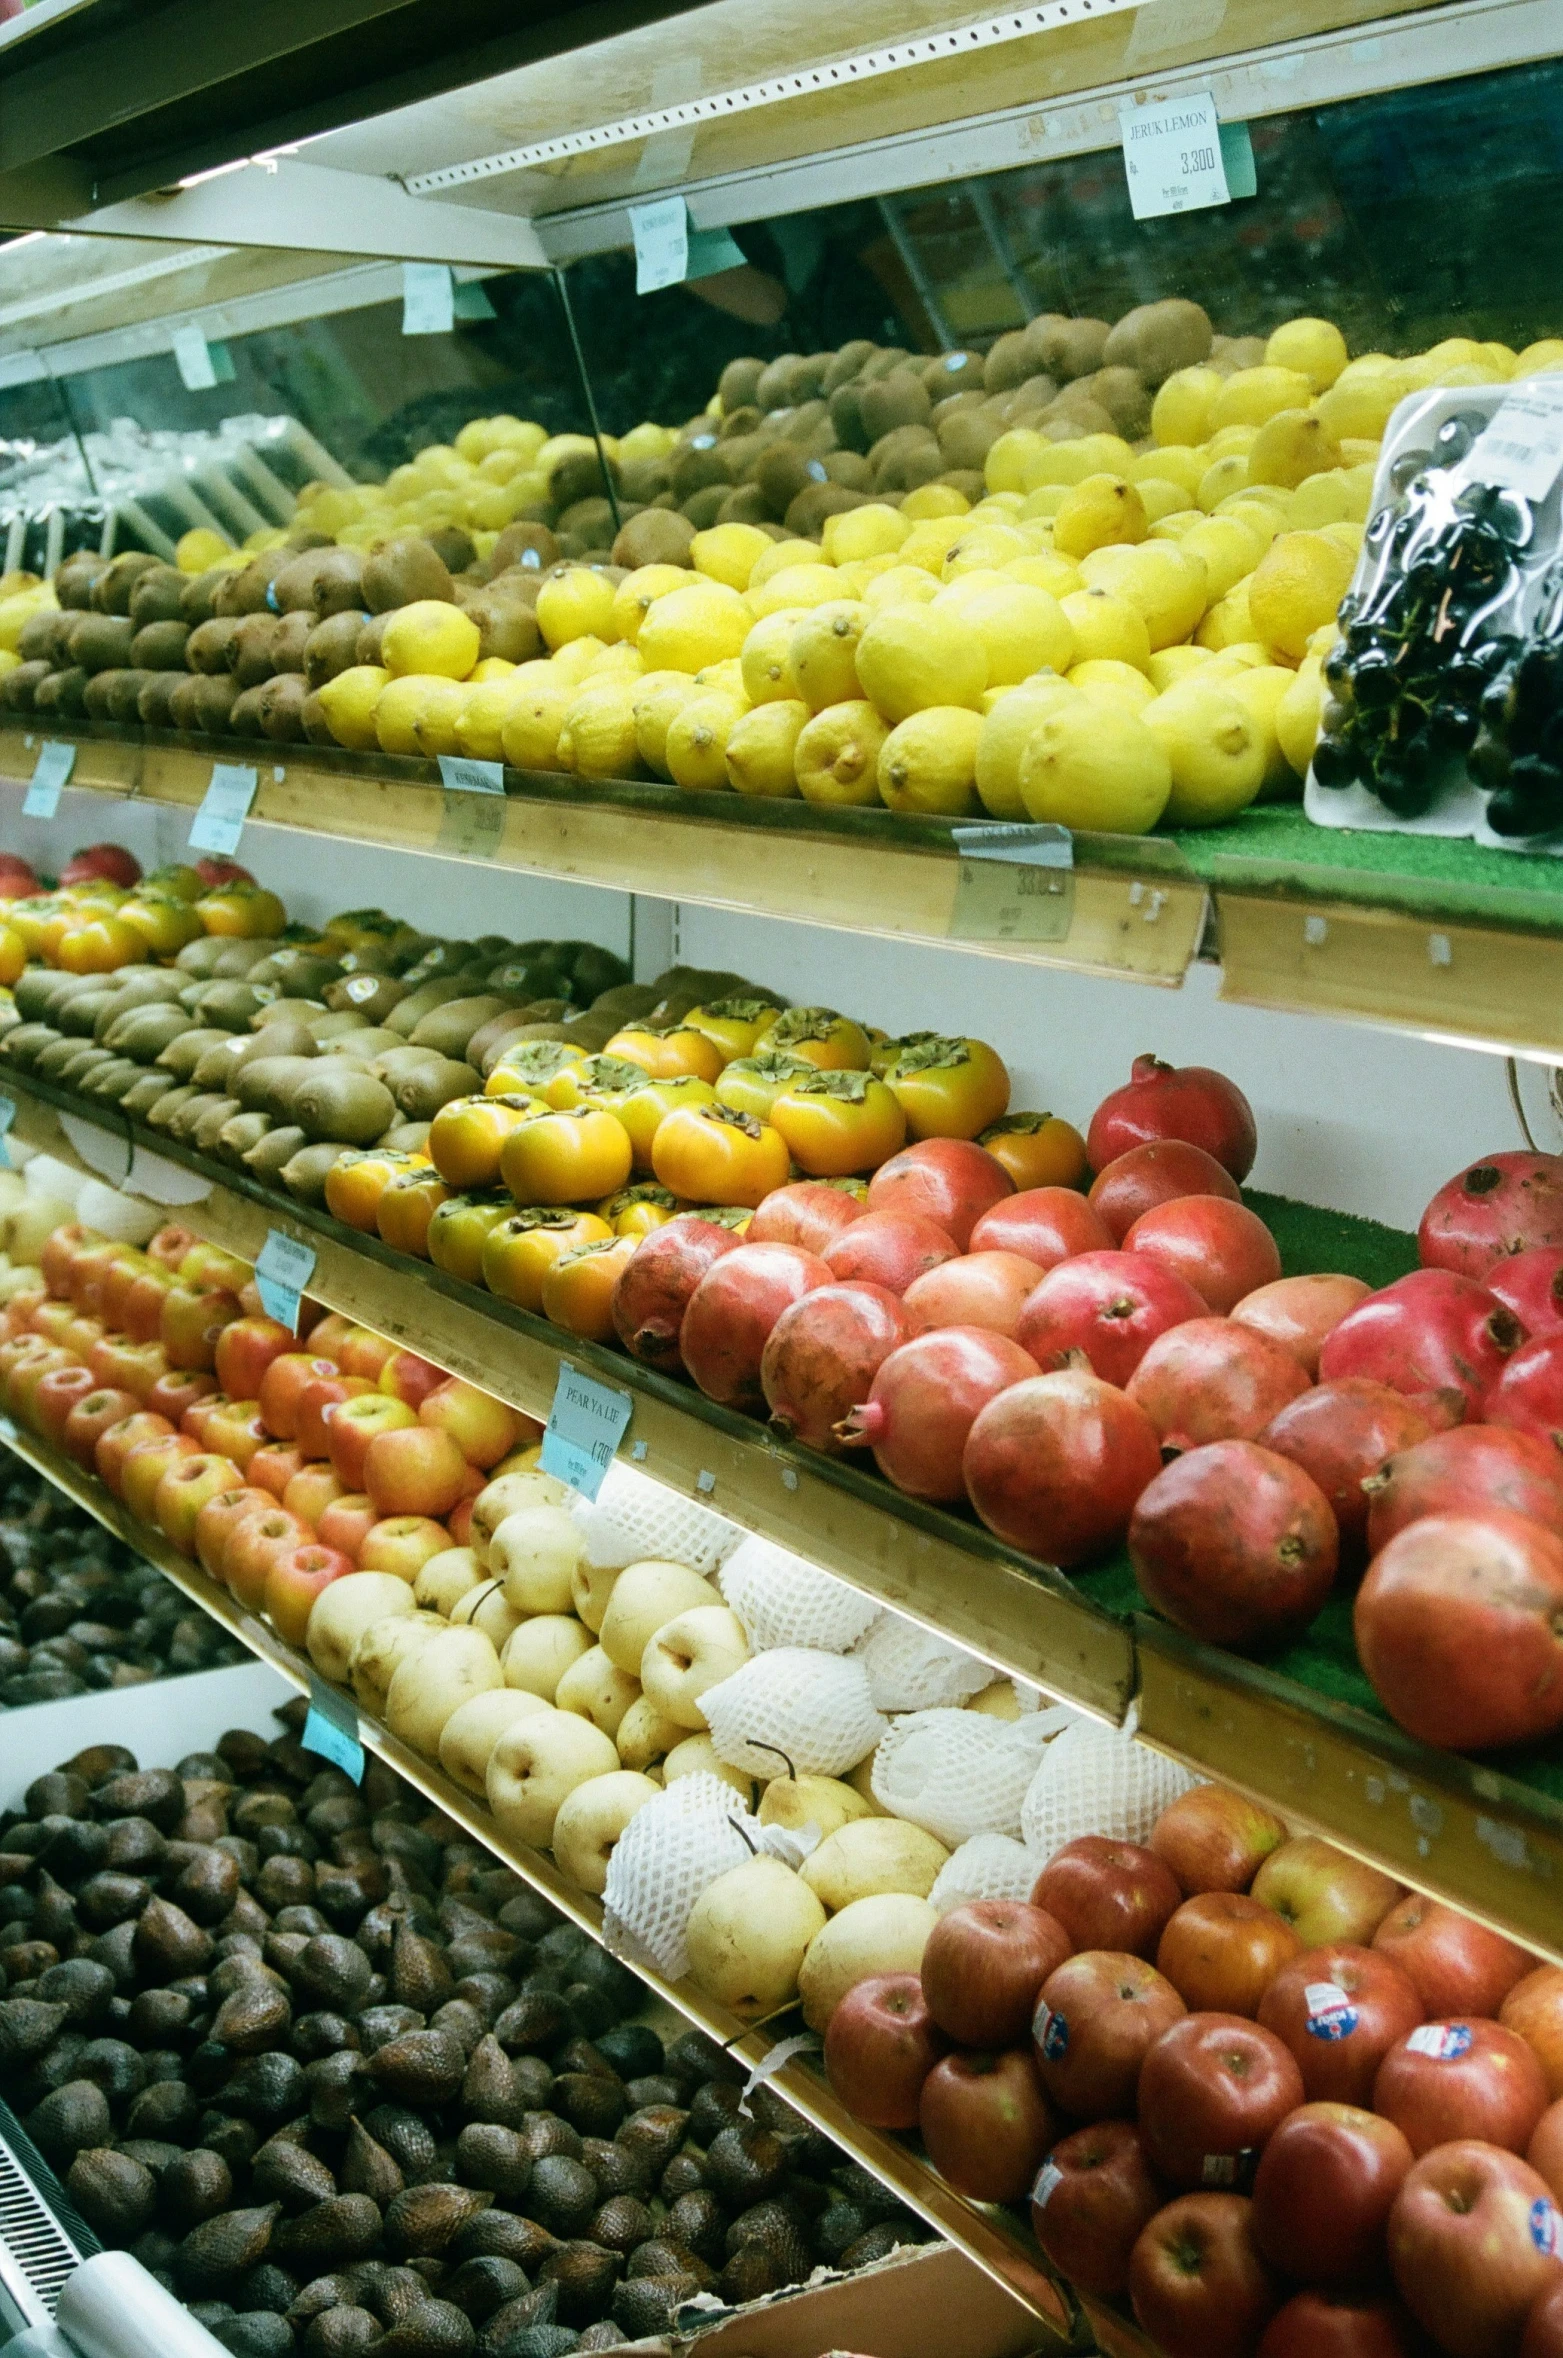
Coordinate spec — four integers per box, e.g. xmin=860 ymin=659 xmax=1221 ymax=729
xmin=1487 ymin=1333 xmax=1563 ymax=1452
xmin=1086 ymin=1053 xmax=1258 ymax=1181
xmin=1355 ymin=1508 xmax=1563 ymax=1749
xmin=865 ymin=1137 xmax=1014 ymax=1249
xmin=1231 ymin=1273 xmax=1372 ymax=1376
xmin=1488 ymin=1245 xmax=1563 ymax=1338
xmin=679 ymin=1243 xmax=832 ymax=1412
xmin=611 ymin=1218 xmax=738 ymax=1372
xmin=969 ymin=1185 xmax=1113 ymax=1269
xmin=1258 ymin=1380 xmax=1434 ymax=1563
xmin=963 ymin=1367 xmax=1162 ymax=1565
xmin=759 ymin=1282 xmax=910 ymax=1452
xmin=837 ymin=1325 xmax=1037 ymax=1502
xmin=1129 ymin=1440 xmax=1339 ymax=1652
xmin=1089 ymin=1140 xmax=1244 ymax=1242
xmin=1364 ymin=1424 xmax=1563 ymax=1556
xmin=1419 ymin=1150 xmax=1563 ymax=1278
xmin=61 ymin=842 xmax=142 ymax=889
xmin=1317 ymin=1269 xmax=1523 ymax=1423
xmin=1125 ymin=1196 xmax=1283 ymax=1317
xmin=820 ymin=1209 xmax=958 ymax=1295
xmin=1127 ymin=1318 xmax=1310 ymax=1453
xmin=1016 ymin=1250 xmax=1207 ymax=1388
xmin=747 ymin=1181 xmax=867 ymax=1255
xmin=902 ymin=1251 xmax=1040 ymax=1339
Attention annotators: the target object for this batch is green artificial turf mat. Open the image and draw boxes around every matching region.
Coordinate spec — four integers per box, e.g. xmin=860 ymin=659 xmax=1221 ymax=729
xmin=1167 ymin=805 xmax=1563 ymax=933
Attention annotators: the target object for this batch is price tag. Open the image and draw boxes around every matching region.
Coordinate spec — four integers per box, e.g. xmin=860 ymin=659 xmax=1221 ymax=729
xmin=1119 ymin=91 xmax=1230 ymax=219
xmin=188 ymin=762 xmax=258 ymax=856
xmin=302 ymin=1672 xmax=364 ymax=1782
xmin=171 ymin=322 xmax=218 ymax=390
xmin=540 ymin=1359 xmax=634 ymax=1501
xmin=253 ymin=1228 xmax=317 ymax=1335
xmin=437 ymin=791 xmax=506 ymax=860
xmin=0 ymin=1097 xmax=14 ymax=1172
xmin=402 ymin=262 xmax=455 ymax=336
xmin=1452 ymin=378 xmax=1563 ymax=503
xmin=949 ymin=823 xmax=1074 ymax=944
xmin=630 ymin=197 xmax=689 ymax=294
xmin=437 ymin=755 xmax=504 ymax=795
xmin=23 ymin=740 xmax=74 ymax=818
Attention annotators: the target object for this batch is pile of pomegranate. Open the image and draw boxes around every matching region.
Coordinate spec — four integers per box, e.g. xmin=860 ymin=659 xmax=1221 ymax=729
xmin=610 ymin=1054 xmax=1563 ymax=1760
xmin=823 ymin=1783 xmax=1563 ymax=2358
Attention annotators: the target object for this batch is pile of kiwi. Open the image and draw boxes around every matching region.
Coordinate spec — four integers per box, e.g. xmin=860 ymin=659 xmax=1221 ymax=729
xmin=0 ymin=1702 xmax=927 ymax=2356
xmin=0 ymin=1459 xmax=246 ymax=1708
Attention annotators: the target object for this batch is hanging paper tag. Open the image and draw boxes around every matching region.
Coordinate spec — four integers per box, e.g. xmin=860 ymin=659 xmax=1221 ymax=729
xmin=1119 ymin=91 xmax=1230 ymax=219
xmin=402 ymin=262 xmax=455 ymax=335
xmin=0 ymin=1097 xmax=14 ymax=1172
xmin=302 ymin=1672 xmax=364 ymax=1781
xmin=949 ymin=823 xmax=1074 ymax=943
xmin=172 ymin=322 xmax=218 ymax=390
xmin=1451 ymin=377 xmax=1563 ymax=503
xmin=253 ymin=1229 xmax=317 ymax=1335
xmin=540 ymin=1360 xmax=635 ymax=1500
xmin=630 ymin=197 xmax=689 ymax=293
xmin=437 ymin=793 xmax=506 ymax=859
xmin=188 ymin=763 xmax=258 ymax=856
xmin=438 ymin=756 xmax=504 ymax=796
xmin=23 ymin=740 xmax=74 ymax=818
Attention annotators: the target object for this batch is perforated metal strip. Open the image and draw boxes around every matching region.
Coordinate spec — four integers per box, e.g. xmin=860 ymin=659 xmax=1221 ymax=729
xmin=401 ymin=0 xmax=1142 ymax=188
xmin=0 ymin=2129 xmax=85 ymax=2323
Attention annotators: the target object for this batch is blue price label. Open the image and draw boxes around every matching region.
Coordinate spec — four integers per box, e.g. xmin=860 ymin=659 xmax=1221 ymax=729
xmin=0 ymin=1097 xmax=13 ymax=1172
xmin=302 ymin=1673 xmax=364 ymax=1782
xmin=540 ymin=1360 xmax=634 ymax=1501
xmin=189 ymin=763 xmax=258 ymax=857
xmin=23 ymin=741 xmax=74 ymax=818
xmin=402 ymin=262 xmax=455 ymax=336
xmin=254 ymin=1228 xmax=317 ymax=1335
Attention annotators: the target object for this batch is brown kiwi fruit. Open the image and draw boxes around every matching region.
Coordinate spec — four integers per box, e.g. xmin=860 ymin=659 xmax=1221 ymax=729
xmin=232 ymin=1054 xmax=316 ymax=1115
xmin=280 ymin=1142 xmax=350 ymax=1203
xmin=130 ymin=619 xmax=190 ymax=671
xmin=82 ymin=672 xmax=120 ymax=723
xmin=1102 ymin=297 xmax=1213 ymax=385
xmin=860 ymin=374 xmax=932 ymax=441
xmin=91 ymin=552 xmax=160 ymax=615
xmin=678 ymin=486 xmax=728 ymax=530
xmin=424 ymin=526 xmax=477 ymax=574
xmin=301 ymin=689 xmax=334 ymax=748
xmin=18 ymin=609 xmax=72 ymax=663
xmin=752 ymin=445 xmax=815 ymax=521
xmin=36 ymin=668 xmax=89 ymax=717
xmin=230 ymin=615 xmax=279 ymax=688
xmin=304 ymin=611 xmax=367 ymax=688
xmin=778 ymin=399 xmax=830 ymax=445
xmin=822 ymin=341 xmax=877 ymax=393
xmin=138 ymin=674 xmax=183 ymax=729
xmin=68 ymin=614 xmax=137 ymax=672
xmin=213 ymin=555 xmax=286 ymax=617
xmin=179 ymin=570 xmax=225 ymax=626
xmin=270 ymin=550 xmax=332 ymax=612
xmin=922 ymin=351 xmax=985 ymax=398
xmin=982 ymin=331 xmax=1032 ymax=395
xmin=56 ymin=553 xmax=108 ymax=610
xmin=1085 ymin=365 xmax=1153 ymax=438
xmin=309 ymin=547 xmax=366 ymax=615
xmin=618 ymin=459 xmax=672 ymax=505
xmin=936 ymin=411 xmax=1000 ymax=470
xmin=355 ymin=614 xmax=390 ymax=667
xmin=549 ymin=450 xmax=614 ymax=511
xmin=784 ymin=483 xmax=865 ymax=538
xmin=489 ymin=522 xmax=560 ymax=575
xmin=714 ymin=485 xmax=771 ymax=526
xmin=272 ymin=610 xmax=313 ymax=670
xmin=1046 ymin=317 xmax=1113 ymax=382
xmin=0 ymin=659 xmax=45 ymax=710
xmin=244 ymin=1124 xmax=307 ymax=1181
xmin=106 ymin=670 xmax=157 ymax=724
xmin=669 ymin=443 xmax=727 ymax=504
xmin=217 ymin=1111 xmax=273 ymax=1163
xmin=611 ymin=511 xmax=696 ymax=571
xmin=192 ymin=673 xmax=241 ymax=733
xmin=323 ymin=973 xmax=407 ymax=1024
xmin=255 ymin=673 xmax=307 ymax=742
xmin=407 ymin=995 xmax=517 ymax=1057
xmin=186 ymin=617 xmax=241 ymax=674
xmin=718 ymin=405 xmax=761 ymax=442
xmin=128 ymin=565 xmax=188 ymax=626
xmin=362 ymin=536 xmax=454 ymax=614
xmin=717 ymin=358 xmax=766 ymax=412
xmin=292 ymin=1064 xmax=397 ymax=1146
xmin=753 ymin=354 xmax=805 ymax=412
xmin=389 ymin=1057 xmax=481 ymax=1120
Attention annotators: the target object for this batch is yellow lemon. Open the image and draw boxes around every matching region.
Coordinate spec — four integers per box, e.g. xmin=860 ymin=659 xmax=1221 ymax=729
xmin=1315 ymin=366 xmax=1413 ymax=442
xmin=467 ymin=657 xmax=516 ymax=684
xmin=1152 ymin=367 xmax=1223 ymax=448
xmin=175 ymin=527 xmax=232 ymax=573
xmin=1134 ymin=444 xmax=1207 ymax=498
xmin=1004 ymin=551 xmax=1085 ymax=599
xmin=317 ymin=665 xmax=389 ymax=752
xmin=637 ymin=580 xmax=752 ymax=672
xmin=1225 ymin=664 xmax=1297 ymax=797
xmin=1247 ymin=530 xmax=1356 ymax=663
xmin=1198 ymin=454 xmax=1251 ymax=512
xmin=1019 ymin=700 xmax=1171 ymax=834
xmin=548 ymin=636 xmax=607 ymax=686
xmin=749 ymin=538 xmax=822 ymax=588
xmin=379 ymin=675 xmax=468 ymax=758
xmin=1052 ymin=475 xmax=1149 ymax=561
xmin=1142 ymin=678 xmax=1266 ymax=825
xmin=1147 ymin=646 xmax=1216 ymax=693
xmin=1517 ymin=339 xmax=1563 ymax=377
xmin=691 ymin=522 xmax=773 ymax=591
xmin=1276 ymin=655 xmax=1326 ymax=778
xmin=633 ymin=672 xmax=699 ymax=778
xmin=746 ymin=564 xmax=844 ymax=620
xmin=856 ymin=606 xmax=987 ymax=724
xmin=611 ymin=565 xmax=689 ymax=645
xmin=984 ymin=428 xmax=1049 ymax=495
xmin=975 ymin=676 xmax=1080 ymax=819
xmin=877 ymin=708 xmax=983 ymax=815
xmin=1196 ymin=585 xmax=1257 ymax=653
xmin=1060 ymin=588 xmax=1152 ymax=672
xmin=1080 ymin=543 xmax=1207 ymax=651
xmin=501 ymin=666 xmax=576 ymax=769
xmin=899 ymin=518 xmax=970 ymax=574
xmin=693 ymin=655 xmax=745 ymax=698
xmin=1205 ymin=641 xmax=1269 ymax=674
xmin=666 ymin=691 xmax=746 ymax=791
xmin=1211 ymin=367 xmax=1314 ymax=431
xmin=382 ymin=599 xmax=482 ymax=680
xmin=1246 ymin=410 xmax=1344 ymax=490
xmin=1181 ymin=516 xmax=1263 ymax=603
xmin=790 ymin=602 xmax=869 ymax=711
xmin=821 ymin=505 xmax=910 ymax=566
xmin=863 ymin=564 xmax=941 ymax=613
xmin=1265 ymin=317 xmax=1349 ymax=393
xmin=535 ymin=567 xmax=619 ymax=650
xmin=933 ymin=579 xmax=1074 ymax=687
xmin=726 ymin=700 xmax=809 ymax=797
xmin=1220 ymin=497 xmax=1286 ymax=553
xmin=557 ymin=677 xmax=642 ymax=779
xmin=1135 ymin=477 xmax=1199 ymax=524
xmin=741 ymin=609 xmax=806 ymax=705
xmin=901 ymin=483 xmax=971 ymax=520
xmin=795 ymin=701 xmax=890 ymax=807
xmin=1286 ymin=472 xmax=1357 ymax=529
xmin=1019 ymin=485 xmax=1069 ymax=521
xmin=944 ymin=523 xmax=1032 ymax=576
xmin=1068 ymin=658 xmax=1155 ymax=714
xmin=455 ymin=676 xmax=526 ymax=761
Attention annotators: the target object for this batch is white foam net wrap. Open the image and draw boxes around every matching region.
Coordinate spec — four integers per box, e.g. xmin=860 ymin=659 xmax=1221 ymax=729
xmin=719 ymin=1533 xmax=882 ymax=1654
xmin=1021 ymin=1716 xmax=1201 ymax=1859
xmin=852 ymin=1613 xmax=995 ymax=1711
xmin=24 ymin=1154 xmax=84 ymax=1207
xmin=871 ymin=1707 xmax=1066 ymax=1845
xmin=700 ymin=1647 xmax=887 ymax=1779
xmin=74 ymin=1180 xmax=162 ymax=1245
xmin=601 ymin=1772 xmax=763 ymax=1981
xmin=930 ymin=1834 xmax=1040 ymax=1913
xmin=572 ymin=1463 xmax=739 ymax=1577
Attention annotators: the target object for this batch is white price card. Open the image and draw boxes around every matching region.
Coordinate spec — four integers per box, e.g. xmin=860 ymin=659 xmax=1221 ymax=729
xmin=23 ymin=740 xmax=74 ymax=818
xmin=0 ymin=1097 xmax=14 ymax=1172
xmin=402 ymin=262 xmax=455 ymax=335
xmin=1119 ymin=91 xmax=1230 ymax=220
xmin=302 ymin=1672 xmax=364 ymax=1782
xmin=1452 ymin=378 xmax=1563 ymax=503
xmin=254 ymin=1229 xmax=317 ymax=1335
xmin=630 ymin=197 xmax=689 ymax=294
xmin=540 ymin=1360 xmax=635 ymax=1501
xmin=171 ymin=322 xmax=218 ymax=390
xmin=188 ymin=763 xmax=258 ymax=856
xmin=949 ymin=822 xmax=1074 ymax=943
xmin=437 ymin=755 xmax=504 ymax=795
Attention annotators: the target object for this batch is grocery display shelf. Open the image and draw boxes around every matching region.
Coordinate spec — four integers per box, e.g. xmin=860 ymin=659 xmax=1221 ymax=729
xmin=8 ymin=1063 xmax=1563 ymax=1966
xmin=0 ymin=1413 xmax=1080 ymax=2345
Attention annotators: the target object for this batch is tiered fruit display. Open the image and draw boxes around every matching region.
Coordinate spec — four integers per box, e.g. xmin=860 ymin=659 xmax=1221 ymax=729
xmin=4 ymin=307 xmax=1561 ymax=833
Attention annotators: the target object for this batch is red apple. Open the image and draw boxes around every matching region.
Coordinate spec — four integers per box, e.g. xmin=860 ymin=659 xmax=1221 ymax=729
xmin=1374 ymin=2020 xmax=1550 ymax=2157
xmin=202 ymin=1398 xmax=268 ymax=1470
xmin=419 ymin=1376 xmax=524 ymax=1470
xmin=160 ymin=1284 xmax=241 ymax=1373
xmin=249 ymin=1442 xmax=306 ymax=1501
xmin=337 ymin=1323 xmax=396 ymax=1379
xmin=1530 ymin=2101 xmax=1563 ymax=2202
xmin=823 ymin=1972 xmax=948 ymax=2130
xmin=195 ymin=1485 xmax=276 ymax=1585
xmin=95 ymin=1410 xmax=176 ymax=1494
xmin=214 ymin=1314 xmax=295 ymax=1401
xmin=1030 ymin=2119 xmax=1164 ymax=2299
xmin=1506 ymin=1971 xmax=1563 ymax=2101
xmin=121 ymin=1266 xmax=173 ymax=1344
xmin=1034 ymin=1950 xmax=1186 ymax=2119
xmin=62 ymin=841 xmax=141 ymax=888
xmin=224 ymin=1509 xmax=313 ymax=1612
xmin=918 ymin=2048 xmax=1056 ymax=2204
xmin=1250 ymin=1839 xmax=1403 ymax=1950
xmin=1250 ymin=2101 xmax=1414 ymax=2284
xmin=449 ymin=1495 xmax=476 ymax=1547
xmin=7 ymin=1349 xmax=77 ymax=1429
xmin=155 ymin=1452 xmax=245 ymax=1557
xmin=1138 ymin=2013 xmax=1305 ymax=2190
xmin=60 ymin=1386 xmax=140 ymax=1471
xmin=327 ymin=1391 xmax=418 ymax=1487
xmin=264 ymin=1544 xmax=353 ymax=1646
xmin=1257 ymin=2291 xmax=1428 ymax=2358
xmin=379 ymin=1349 xmax=448 ymax=1408
xmin=122 ymin=1433 xmax=199 ymax=1524
xmin=1373 ymin=1895 xmax=1535 ymax=2022
xmin=259 ymin=1352 xmax=340 ymax=1440
xmin=357 ymin=1515 xmax=452 ymax=1580
xmin=294 ymin=1373 xmax=372 ymax=1462
xmin=30 ymin=1364 xmax=98 ymax=1446
xmin=1031 ymin=1837 xmax=1183 ymax=1960
xmin=194 ymin=856 xmax=252 ymax=887
xmin=177 ymin=1242 xmax=251 ymax=1295
xmin=61 ymin=1314 xmax=106 ymax=1365
xmin=363 ymin=1424 xmax=470 ymax=1519
xmin=283 ymin=1464 xmax=346 ymax=1530
xmin=1158 ymin=1894 xmax=1303 ymax=2020
xmin=318 ymin=1493 xmax=378 ymax=1559
xmin=307 ymin=1311 xmax=355 ymax=1364
xmin=148 ymin=1225 xmax=195 ymax=1273
xmin=90 ymin=1336 xmax=167 ymax=1400
xmin=145 ymin=1367 xmax=219 ymax=1427
xmin=1387 ymin=2140 xmax=1563 ymax=2358
xmin=1130 ymin=2193 xmax=1280 ymax=2358
xmin=1258 ymin=1943 xmax=1425 ymax=2107
xmin=1524 ymin=2280 xmax=1563 ymax=2358
xmin=920 ymin=1900 xmax=1073 ymax=2047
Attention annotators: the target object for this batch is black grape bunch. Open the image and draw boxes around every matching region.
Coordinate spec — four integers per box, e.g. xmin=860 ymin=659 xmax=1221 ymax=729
xmin=1313 ymin=408 xmax=1532 ymax=817
xmin=1469 ymin=556 xmax=1563 ymax=837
